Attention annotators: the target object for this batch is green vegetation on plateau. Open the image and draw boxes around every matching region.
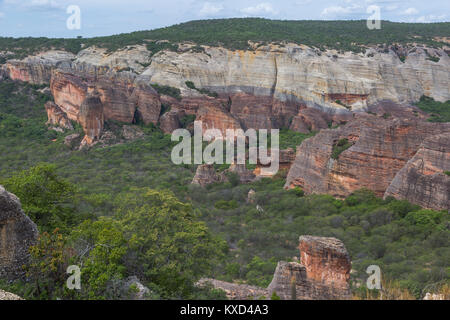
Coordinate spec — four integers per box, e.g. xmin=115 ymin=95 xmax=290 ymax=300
xmin=0 ymin=80 xmax=448 ymax=300
xmin=416 ymin=95 xmax=450 ymax=123
xmin=1 ymin=19 xmax=450 ymax=59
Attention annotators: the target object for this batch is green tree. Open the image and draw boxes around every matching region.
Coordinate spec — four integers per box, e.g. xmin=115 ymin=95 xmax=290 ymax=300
xmin=2 ymin=163 xmax=79 ymax=233
xmin=117 ymin=188 xmax=227 ymax=297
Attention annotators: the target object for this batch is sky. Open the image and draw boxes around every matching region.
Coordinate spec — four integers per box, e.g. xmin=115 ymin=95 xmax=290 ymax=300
xmin=0 ymin=0 xmax=448 ymax=38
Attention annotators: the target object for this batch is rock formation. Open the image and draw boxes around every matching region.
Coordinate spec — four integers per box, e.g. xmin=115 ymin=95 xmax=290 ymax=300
xmin=50 ymin=68 xmax=161 ymax=126
xmin=2 ymin=43 xmax=448 ymax=145
xmin=4 ymin=51 xmax=75 ymax=84
xmin=267 ymin=236 xmax=351 ymax=300
xmin=254 ymin=148 xmax=296 ymax=177
xmin=285 ymin=115 xmax=450 ymax=208
xmin=159 ymin=109 xmax=182 ymax=134
xmin=0 ymin=186 xmax=38 ymax=280
xmin=191 ymin=164 xmax=226 ymax=187
xmin=77 ymin=92 xmax=104 ymax=147
xmin=384 ymin=132 xmax=450 ymax=210
xmin=0 ymin=289 xmax=22 ymax=300
xmin=199 ymin=235 xmax=352 ymax=300
xmin=45 ymin=101 xmax=74 ymax=130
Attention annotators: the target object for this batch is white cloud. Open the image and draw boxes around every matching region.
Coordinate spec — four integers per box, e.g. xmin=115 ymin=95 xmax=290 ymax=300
xmin=402 ymin=7 xmax=419 ymax=15
xmin=241 ymin=2 xmax=278 ymax=16
xmin=416 ymin=14 xmax=447 ymax=22
xmin=199 ymin=2 xmax=224 ymax=16
xmin=3 ymin=0 xmax=64 ymax=9
xmin=0 ymin=12 xmax=4 ymax=18
xmin=321 ymin=4 xmax=361 ymax=17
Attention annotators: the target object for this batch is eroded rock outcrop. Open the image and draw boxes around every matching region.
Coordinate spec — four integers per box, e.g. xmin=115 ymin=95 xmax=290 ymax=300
xmin=384 ymin=132 xmax=450 ymax=210
xmin=3 ymin=42 xmax=447 ymax=141
xmin=0 ymin=186 xmax=38 ymax=280
xmin=4 ymin=51 xmax=75 ymax=84
xmin=200 ymin=235 xmax=352 ymax=300
xmin=50 ymin=68 xmax=161 ymax=126
xmin=191 ymin=164 xmax=226 ymax=187
xmin=285 ymin=115 xmax=450 ymax=201
xmin=78 ymin=92 xmax=104 ymax=147
xmin=267 ymin=236 xmax=351 ymax=300
xmin=45 ymin=101 xmax=74 ymax=130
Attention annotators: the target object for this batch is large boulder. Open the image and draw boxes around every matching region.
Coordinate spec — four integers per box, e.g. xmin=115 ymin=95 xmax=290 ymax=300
xmin=0 ymin=186 xmax=38 ymax=280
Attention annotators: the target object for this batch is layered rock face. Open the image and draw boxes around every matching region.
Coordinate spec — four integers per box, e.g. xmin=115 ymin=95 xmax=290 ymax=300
xmin=285 ymin=115 xmax=450 ymax=207
xmin=0 ymin=186 xmax=38 ymax=280
xmin=50 ymin=68 xmax=161 ymax=125
xmin=145 ymin=44 xmax=449 ymax=115
xmin=4 ymin=42 xmax=448 ymax=144
xmin=4 ymin=51 xmax=75 ymax=84
xmin=45 ymin=101 xmax=74 ymax=130
xmin=384 ymin=133 xmax=450 ymax=210
xmin=77 ymin=92 xmax=104 ymax=147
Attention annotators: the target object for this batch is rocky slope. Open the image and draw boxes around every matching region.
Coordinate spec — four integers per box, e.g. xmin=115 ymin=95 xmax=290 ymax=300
xmin=285 ymin=115 xmax=450 ymax=210
xmin=0 ymin=186 xmax=38 ymax=280
xmin=384 ymin=132 xmax=450 ymax=210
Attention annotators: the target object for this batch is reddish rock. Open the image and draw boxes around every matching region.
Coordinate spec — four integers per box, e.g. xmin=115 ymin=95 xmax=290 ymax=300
xmin=298 ymin=235 xmax=351 ymax=291
xmin=285 ymin=115 xmax=450 ymax=198
xmin=267 ymin=235 xmax=352 ymax=300
xmin=290 ymin=108 xmax=331 ymax=133
xmin=253 ymin=148 xmax=296 ymax=177
xmin=196 ymin=105 xmax=243 ymax=136
xmin=51 ymin=69 xmax=161 ymax=125
xmin=77 ymin=93 xmax=104 ymax=147
xmin=384 ymin=132 xmax=450 ymax=210
xmin=159 ymin=109 xmax=182 ymax=134
xmin=45 ymin=101 xmax=73 ymax=130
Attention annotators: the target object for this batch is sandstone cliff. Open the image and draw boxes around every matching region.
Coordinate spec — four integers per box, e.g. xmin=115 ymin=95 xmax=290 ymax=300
xmin=3 ymin=51 xmax=75 ymax=84
xmin=285 ymin=115 xmax=450 ymax=210
xmin=384 ymin=132 xmax=450 ymax=210
xmin=2 ymin=42 xmax=448 ymax=144
xmin=0 ymin=186 xmax=38 ymax=280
